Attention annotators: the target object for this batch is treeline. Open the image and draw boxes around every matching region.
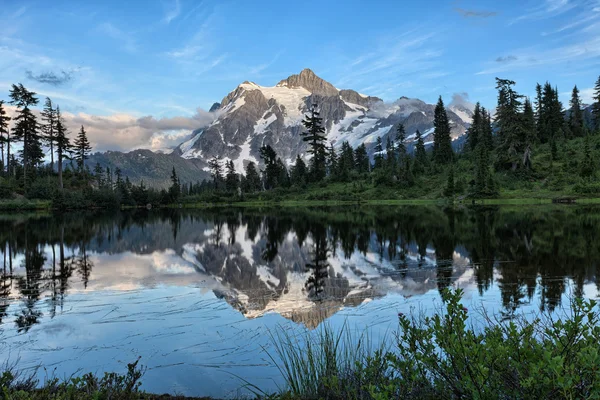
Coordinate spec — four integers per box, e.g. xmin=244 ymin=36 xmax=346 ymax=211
xmin=177 ymin=75 xmax=600 ymax=202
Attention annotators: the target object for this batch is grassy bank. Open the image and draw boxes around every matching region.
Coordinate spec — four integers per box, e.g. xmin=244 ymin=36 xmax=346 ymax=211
xmin=4 ymin=290 xmax=600 ymax=399
xmin=0 ymin=199 xmax=52 ymax=211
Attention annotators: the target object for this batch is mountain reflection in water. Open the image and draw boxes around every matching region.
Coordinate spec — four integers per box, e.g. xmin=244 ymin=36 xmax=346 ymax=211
xmin=0 ymin=206 xmax=598 ymax=397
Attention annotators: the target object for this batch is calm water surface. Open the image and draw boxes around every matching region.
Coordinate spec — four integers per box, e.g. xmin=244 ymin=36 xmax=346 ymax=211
xmin=0 ymin=206 xmax=599 ymax=398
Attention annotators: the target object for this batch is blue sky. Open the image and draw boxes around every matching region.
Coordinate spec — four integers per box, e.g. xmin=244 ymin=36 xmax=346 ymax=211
xmin=1 ymin=0 xmax=599 ymax=151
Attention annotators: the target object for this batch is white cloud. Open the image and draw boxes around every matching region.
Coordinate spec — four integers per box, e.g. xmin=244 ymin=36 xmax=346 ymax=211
xmin=97 ymin=22 xmax=137 ymax=53
xmin=163 ymin=0 xmax=181 ymax=24
xmin=510 ymin=0 xmax=576 ymax=25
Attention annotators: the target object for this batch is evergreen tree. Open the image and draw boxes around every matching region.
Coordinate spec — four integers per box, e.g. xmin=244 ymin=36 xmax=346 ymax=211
xmin=74 ymin=125 xmax=92 ymax=173
xmin=433 ymin=96 xmax=453 ymax=164
xmin=414 ymin=129 xmax=428 ymax=172
xmin=327 ymin=143 xmax=338 ymax=179
xmin=534 ymin=83 xmax=543 ymax=141
xmin=466 ymin=103 xmax=483 ymax=152
xmin=290 ymin=155 xmax=307 ymax=186
xmin=385 ymin=136 xmax=395 ymax=172
xmin=481 ymin=108 xmax=494 ymax=151
xmin=538 ymin=82 xmax=564 ymax=142
xmin=244 ymin=161 xmax=261 ymax=193
xmin=301 ymin=104 xmax=327 ymax=182
xmin=495 ymin=78 xmax=525 ymax=170
xmin=93 ymin=163 xmax=104 ymax=188
xmin=354 ymin=144 xmax=369 ymax=174
xmin=259 ymin=145 xmax=280 ymax=189
xmin=276 ymin=158 xmax=290 ymax=188
xmin=373 ymin=136 xmax=384 ymax=170
xmin=522 ymin=98 xmax=536 ymax=169
xmin=9 ymin=83 xmax=41 ymax=186
xmin=593 ymin=75 xmax=600 ymax=132
xmin=208 ymin=156 xmax=222 ymax=189
xmin=40 ymin=97 xmax=57 ymax=170
xmin=54 ymin=106 xmax=70 ymax=191
xmin=395 ymin=123 xmax=406 ymax=161
xmin=569 ymin=85 xmax=584 ymax=138
xmin=225 ymin=160 xmax=239 ymax=192
xmin=337 ymin=141 xmax=355 ymax=181
xmin=0 ymin=101 xmax=10 ymax=175
xmin=169 ymin=167 xmax=181 ymax=201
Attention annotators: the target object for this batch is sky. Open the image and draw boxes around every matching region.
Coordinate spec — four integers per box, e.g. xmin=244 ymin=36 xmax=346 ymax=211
xmin=1 ymin=0 xmax=599 ymax=152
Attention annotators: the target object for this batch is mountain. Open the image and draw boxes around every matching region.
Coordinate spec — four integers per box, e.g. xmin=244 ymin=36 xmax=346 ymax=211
xmin=88 ymin=148 xmax=209 ymax=188
xmin=92 ymin=69 xmax=474 ymax=185
xmin=174 ymin=68 xmax=473 ymax=173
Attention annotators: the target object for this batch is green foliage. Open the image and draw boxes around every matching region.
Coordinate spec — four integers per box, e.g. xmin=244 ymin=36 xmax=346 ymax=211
xmin=1 ymin=359 xmax=146 ymax=400
xmin=268 ymin=290 xmax=600 ymax=400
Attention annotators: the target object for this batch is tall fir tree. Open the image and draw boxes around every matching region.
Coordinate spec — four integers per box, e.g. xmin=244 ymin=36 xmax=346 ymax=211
xmin=40 ymin=97 xmax=57 ymax=170
xmin=569 ymin=85 xmax=584 ymax=138
xmin=327 ymin=143 xmax=338 ymax=178
xmin=54 ymin=106 xmax=71 ymax=190
xmin=354 ymin=144 xmax=369 ymax=174
xmin=290 ymin=155 xmax=307 ymax=186
xmin=580 ymin=134 xmax=595 ymax=178
xmin=495 ymin=78 xmax=526 ymax=170
xmin=395 ymin=123 xmax=406 ymax=161
xmin=74 ymin=125 xmax=92 ymax=173
xmin=593 ymin=75 xmax=600 ymax=132
xmin=0 ymin=101 xmax=11 ymax=174
xmin=168 ymin=167 xmax=181 ymax=201
xmin=522 ymin=98 xmax=536 ymax=169
xmin=414 ymin=129 xmax=428 ymax=172
xmin=259 ymin=145 xmax=280 ymax=189
xmin=337 ymin=141 xmax=355 ymax=181
xmin=244 ymin=161 xmax=261 ymax=192
xmin=208 ymin=156 xmax=222 ymax=189
xmin=373 ymin=136 xmax=384 ymax=170
xmin=433 ymin=96 xmax=453 ymax=164
xmin=466 ymin=102 xmax=483 ymax=152
xmin=9 ymin=83 xmax=42 ymax=186
xmin=225 ymin=160 xmax=239 ymax=192
xmin=301 ymin=104 xmax=328 ymax=182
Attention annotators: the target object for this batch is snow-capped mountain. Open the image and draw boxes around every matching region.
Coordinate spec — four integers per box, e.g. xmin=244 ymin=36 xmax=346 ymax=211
xmin=174 ymin=69 xmax=473 ymax=173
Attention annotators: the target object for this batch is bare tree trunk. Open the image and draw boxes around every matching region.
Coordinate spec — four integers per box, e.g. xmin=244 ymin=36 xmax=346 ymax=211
xmin=6 ymin=129 xmax=10 ymax=177
xmin=58 ymin=151 xmax=63 ymax=190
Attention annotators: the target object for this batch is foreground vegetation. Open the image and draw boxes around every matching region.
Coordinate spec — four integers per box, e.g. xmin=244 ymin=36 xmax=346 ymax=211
xmin=3 ymin=290 xmax=600 ymax=399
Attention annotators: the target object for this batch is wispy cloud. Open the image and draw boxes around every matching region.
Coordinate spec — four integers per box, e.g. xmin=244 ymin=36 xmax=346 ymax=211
xmin=510 ymin=0 xmax=575 ymax=25
xmin=454 ymin=8 xmax=498 ymax=18
xmin=11 ymin=6 xmax=28 ymax=19
xmin=97 ymin=22 xmax=137 ymax=53
xmin=477 ymin=36 xmax=600 ymax=74
xmin=495 ymin=55 xmax=518 ymax=63
xmin=25 ymin=69 xmax=75 ymax=86
xmin=163 ymin=0 xmax=181 ymax=24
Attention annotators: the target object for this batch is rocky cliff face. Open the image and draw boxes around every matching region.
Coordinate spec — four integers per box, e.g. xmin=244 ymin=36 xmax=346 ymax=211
xmin=176 ymin=69 xmax=473 ymax=174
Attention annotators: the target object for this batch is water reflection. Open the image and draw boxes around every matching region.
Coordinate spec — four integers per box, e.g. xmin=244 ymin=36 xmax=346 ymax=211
xmin=0 ymin=206 xmax=598 ymax=334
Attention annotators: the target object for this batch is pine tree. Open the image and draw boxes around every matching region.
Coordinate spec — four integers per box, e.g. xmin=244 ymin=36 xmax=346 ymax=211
xmin=54 ymin=106 xmax=70 ymax=190
xmin=395 ymin=123 xmax=406 ymax=161
xmin=9 ymin=83 xmax=41 ymax=186
xmin=522 ymin=98 xmax=536 ymax=169
xmin=495 ymin=78 xmax=525 ymax=170
xmin=327 ymin=143 xmax=338 ymax=179
xmin=259 ymin=145 xmax=280 ymax=189
xmin=276 ymin=158 xmax=290 ymax=188
xmin=534 ymin=83 xmax=543 ymax=141
xmin=225 ymin=160 xmax=239 ymax=192
xmin=244 ymin=161 xmax=261 ymax=192
xmin=373 ymin=136 xmax=384 ymax=170
xmin=40 ymin=97 xmax=57 ymax=170
xmin=337 ymin=141 xmax=355 ymax=181
xmin=0 ymin=101 xmax=10 ymax=175
xmin=94 ymin=163 xmax=104 ymax=188
xmin=466 ymin=102 xmax=482 ymax=152
xmin=208 ymin=156 xmax=222 ymax=189
xmin=569 ymin=85 xmax=584 ymax=138
xmin=481 ymin=109 xmax=493 ymax=151
xmin=301 ymin=104 xmax=327 ymax=182
xmin=414 ymin=129 xmax=428 ymax=172
xmin=290 ymin=155 xmax=307 ymax=186
xmin=433 ymin=96 xmax=453 ymax=164
xmin=593 ymin=75 xmax=600 ymax=132
xmin=169 ymin=166 xmax=181 ymax=201
xmin=385 ymin=136 xmax=395 ymax=172
xmin=74 ymin=125 xmax=92 ymax=173
xmin=354 ymin=144 xmax=369 ymax=174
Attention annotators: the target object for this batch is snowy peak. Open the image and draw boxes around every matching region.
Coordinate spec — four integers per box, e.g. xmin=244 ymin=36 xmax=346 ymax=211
xmin=276 ymin=68 xmax=339 ymax=97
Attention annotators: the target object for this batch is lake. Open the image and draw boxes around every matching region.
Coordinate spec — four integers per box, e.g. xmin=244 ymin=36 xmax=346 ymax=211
xmin=1 ymin=205 xmax=599 ymax=398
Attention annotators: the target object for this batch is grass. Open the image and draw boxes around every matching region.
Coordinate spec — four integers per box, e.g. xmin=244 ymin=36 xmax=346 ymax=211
xmin=0 ymin=199 xmax=51 ymax=211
